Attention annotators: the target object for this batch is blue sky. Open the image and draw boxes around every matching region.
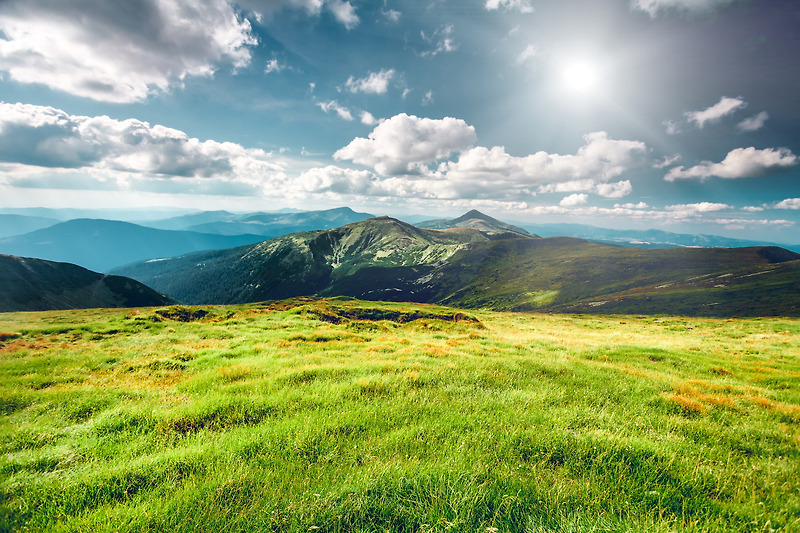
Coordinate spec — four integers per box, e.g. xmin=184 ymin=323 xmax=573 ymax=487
xmin=0 ymin=0 xmax=799 ymax=242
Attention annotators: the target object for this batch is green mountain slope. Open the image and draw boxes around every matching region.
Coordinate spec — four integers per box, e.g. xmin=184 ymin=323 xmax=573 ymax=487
xmin=114 ymin=217 xmax=489 ymax=304
xmin=114 ymin=215 xmax=800 ymax=316
xmin=0 ymin=254 xmax=173 ymax=312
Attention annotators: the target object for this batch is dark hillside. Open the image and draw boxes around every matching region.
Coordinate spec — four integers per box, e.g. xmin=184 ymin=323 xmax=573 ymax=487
xmin=0 ymin=254 xmax=173 ymax=312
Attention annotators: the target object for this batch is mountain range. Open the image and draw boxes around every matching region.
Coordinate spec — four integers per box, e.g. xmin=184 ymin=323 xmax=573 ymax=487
xmin=0 ymin=254 xmax=172 ymax=312
xmin=0 ymin=219 xmax=267 ymax=273
xmin=141 ymin=206 xmax=373 ymax=236
xmin=114 ymin=214 xmax=800 ymax=317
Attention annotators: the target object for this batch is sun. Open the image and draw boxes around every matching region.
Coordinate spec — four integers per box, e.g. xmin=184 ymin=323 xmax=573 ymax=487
xmin=559 ymin=58 xmax=602 ymax=96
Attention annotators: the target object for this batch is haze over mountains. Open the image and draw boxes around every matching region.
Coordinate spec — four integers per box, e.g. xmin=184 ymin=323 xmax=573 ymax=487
xmin=0 ymin=254 xmax=172 ymax=312
xmin=114 ymin=215 xmax=800 ymax=317
xmin=0 ymin=219 xmax=267 ymax=273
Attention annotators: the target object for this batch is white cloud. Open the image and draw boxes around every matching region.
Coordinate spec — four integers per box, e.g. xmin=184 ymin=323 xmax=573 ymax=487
xmin=441 ymin=132 xmax=647 ymax=185
xmin=666 ymin=202 xmax=732 ymax=213
xmin=515 ymin=44 xmax=540 ymax=66
xmin=685 ymin=96 xmax=746 ymax=129
xmin=737 ymin=111 xmax=769 ymax=132
xmin=663 ymin=120 xmax=681 ymax=135
xmin=241 ymin=0 xmax=359 ymax=28
xmin=317 ymin=100 xmax=354 ymax=121
xmin=326 ymin=0 xmax=359 ymax=29
xmin=345 ymin=69 xmax=395 ymax=94
xmin=0 ymin=102 xmax=286 ymax=189
xmin=422 ymin=91 xmax=434 ymax=106
xmin=296 ymin=165 xmax=377 ymax=194
xmin=485 ymin=0 xmax=534 ymax=13
xmin=360 ymin=111 xmax=378 ymax=126
xmin=664 ymin=147 xmax=797 ymax=181
xmin=595 ymin=180 xmax=633 ymax=198
xmin=774 ymin=198 xmax=800 ymax=210
xmin=631 ymin=0 xmax=736 ymax=17
xmin=265 ymin=58 xmax=286 ymax=74
xmin=560 ymin=193 xmax=589 ymax=207
xmin=0 ymin=0 xmax=257 ymax=103
xmin=538 ymin=179 xmax=633 ymax=198
xmin=615 ymin=202 xmax=649 ymax=209
xmin=653 ymin=154 xmax=681 ymax=168
xmin=334 ymin=113 xmax=477 ymax=175
xmin=421 ymin=24 xmax=457 ymax=57
xmin=381 ymin=7 xmax=401 ymax=23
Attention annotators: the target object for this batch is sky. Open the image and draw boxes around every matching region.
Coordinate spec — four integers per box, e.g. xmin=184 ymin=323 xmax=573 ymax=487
xmin=0 ymin=0 xmax=799 ymax=242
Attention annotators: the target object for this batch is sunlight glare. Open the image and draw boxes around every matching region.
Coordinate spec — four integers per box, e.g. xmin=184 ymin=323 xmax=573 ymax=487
xmin=560 ymin=58 xmax=602 ymax=96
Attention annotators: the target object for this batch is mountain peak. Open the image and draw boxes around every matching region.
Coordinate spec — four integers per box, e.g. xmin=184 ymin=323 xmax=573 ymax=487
xmin=417 ymin=210 xmax=534 ymax=237
xmin=451 ymin=209 xmax=495 ymax=223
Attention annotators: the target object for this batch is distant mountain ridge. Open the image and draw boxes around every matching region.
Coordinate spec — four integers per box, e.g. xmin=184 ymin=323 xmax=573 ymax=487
xmin=0 ymin=214 xmax=60 ymax=239
xmin=114 ymin=213 xmax=800 ymax=317
xmin=145 ymin=207 xmax=374 ymax=236
xmin=0 ymin=254 xmax=173 ymax=312
xmin=516 ymin=221 xmax=800 ymax=253
xmin=0 ymin=219 xmax=267 ymax=273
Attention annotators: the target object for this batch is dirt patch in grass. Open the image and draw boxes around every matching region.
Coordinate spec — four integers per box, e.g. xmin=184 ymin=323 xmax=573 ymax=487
xmin=154 ymin=306 xmax=211 ymax=322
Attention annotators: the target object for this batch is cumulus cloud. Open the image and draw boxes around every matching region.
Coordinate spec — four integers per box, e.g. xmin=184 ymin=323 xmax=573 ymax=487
xmin=485 ymin=0 xmax=534 ymax=13
xmin=595 ymin=180 xmax=633 ymax=198
xmin=421 ymin=24 xmax=457 ymax=57
xmin=685 ymin=96 xmax=747 ymax=128
xmin=317 ymin=100 xmax=354 ymax=121
xmin=296 ymin=165 xmax=377 ymax=194
xmin=345 ymin=69 xmax=395 ymax=94
xmin=631 ymin=0 xmax=736 ymax=17
xmin=0 ymin=102 xmax=285 ymax=188
xmin=334 ymin=113 xmax=477 ymax=175
xmin=0 ymin=0 xmax=257 ymax=103
xmin=774 ymin=198 xmax=800 ymax=210
xmin=664 ymin=147 xmax=797 ymax=181
xmin=560 ymin=193 xmax=589 ymax=207
xmin=440 ymin=132 xmax=647 ymax=185
xmin=360 ymin=111 xmax=378 ymax=126
xmin=737 ymin=111 xmax=769 ymax=132
xmin=538 ymin=179 xmax=633 ymax=198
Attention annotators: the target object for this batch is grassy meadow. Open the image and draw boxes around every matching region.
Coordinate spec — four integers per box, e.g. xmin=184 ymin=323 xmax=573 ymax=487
xmin=0 ymin=298 xmax=798 ymax=532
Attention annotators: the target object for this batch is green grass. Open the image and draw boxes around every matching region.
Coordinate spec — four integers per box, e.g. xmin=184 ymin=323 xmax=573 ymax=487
xmin=1 ymin=299 xmax=799 ymax=532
